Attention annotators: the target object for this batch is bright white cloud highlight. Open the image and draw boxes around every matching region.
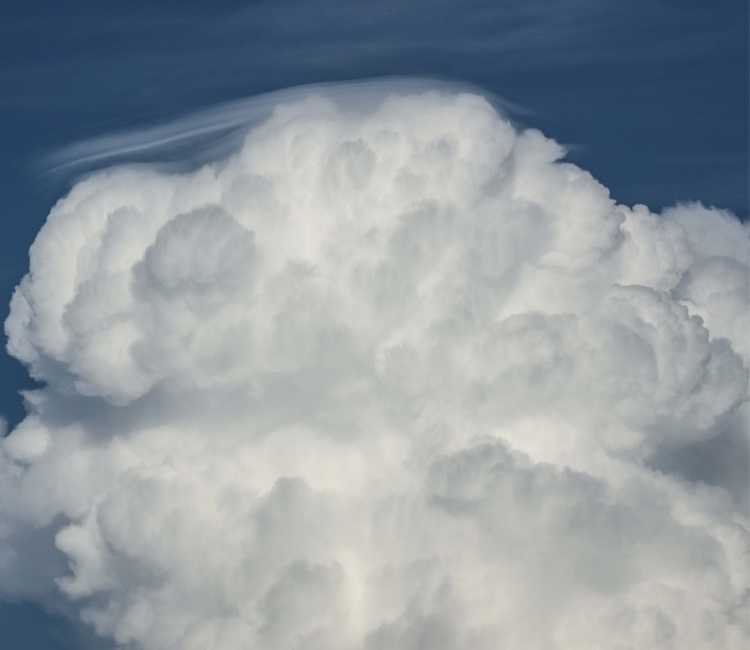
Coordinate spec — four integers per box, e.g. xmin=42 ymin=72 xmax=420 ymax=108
xmin=2 ymin=84 xmax=749 ymax=649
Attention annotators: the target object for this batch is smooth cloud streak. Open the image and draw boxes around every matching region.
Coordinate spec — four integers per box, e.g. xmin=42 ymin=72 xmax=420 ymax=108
xmin=42 ymin=79 xmax=529 ymax=175
xmin=2 ymin=82 xmax=750 ymax=649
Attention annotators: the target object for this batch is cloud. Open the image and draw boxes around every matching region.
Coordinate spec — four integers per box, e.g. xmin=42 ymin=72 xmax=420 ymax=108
xmin=42 ymin=79 xmax=526 ymax=176
xmin=2 ymin=82 xmax=749 ymax=649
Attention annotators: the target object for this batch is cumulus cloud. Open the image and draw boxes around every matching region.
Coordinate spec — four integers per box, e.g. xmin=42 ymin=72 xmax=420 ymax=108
xmin=2 ymin=82 xmax=749 ymax=649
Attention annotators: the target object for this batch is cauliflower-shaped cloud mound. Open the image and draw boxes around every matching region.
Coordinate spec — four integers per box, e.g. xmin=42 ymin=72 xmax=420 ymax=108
xmin=2 ymin=85 xmax=749 ymax=649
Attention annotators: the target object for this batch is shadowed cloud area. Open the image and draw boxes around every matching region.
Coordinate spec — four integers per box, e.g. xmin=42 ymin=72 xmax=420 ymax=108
xmin=0 ymin=2 xmax=747 ymax=649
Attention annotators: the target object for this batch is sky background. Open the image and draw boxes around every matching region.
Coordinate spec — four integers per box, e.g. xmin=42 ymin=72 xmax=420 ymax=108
xmin=0 ymin=1 xmax=747 ymax=647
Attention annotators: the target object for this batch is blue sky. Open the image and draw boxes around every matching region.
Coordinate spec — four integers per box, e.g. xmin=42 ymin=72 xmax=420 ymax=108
xmin=0 ymin=1 xmax=747 ymax=647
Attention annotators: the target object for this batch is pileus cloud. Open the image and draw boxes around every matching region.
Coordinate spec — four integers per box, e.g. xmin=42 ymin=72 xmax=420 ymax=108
xmin=2 ymin=83 xmax=749 ymax=649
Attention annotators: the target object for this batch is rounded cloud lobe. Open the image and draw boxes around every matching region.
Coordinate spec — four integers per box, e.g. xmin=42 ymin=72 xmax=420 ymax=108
xmin=2 ymin=86 xmax=749 ymax=649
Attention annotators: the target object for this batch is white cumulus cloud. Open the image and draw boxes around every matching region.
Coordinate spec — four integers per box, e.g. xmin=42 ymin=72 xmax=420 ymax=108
xmin=2 ymin=82 xmax=749 ymax=649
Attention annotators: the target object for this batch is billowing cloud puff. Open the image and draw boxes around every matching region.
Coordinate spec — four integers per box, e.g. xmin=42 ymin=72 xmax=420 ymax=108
xmin=2 ymin=84 xmax=749 ymax=649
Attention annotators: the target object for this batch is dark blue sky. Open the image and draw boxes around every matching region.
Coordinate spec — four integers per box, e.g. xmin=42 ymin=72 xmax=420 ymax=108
xmin=0 ymin=1 xmax=747 ymax=647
